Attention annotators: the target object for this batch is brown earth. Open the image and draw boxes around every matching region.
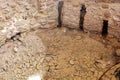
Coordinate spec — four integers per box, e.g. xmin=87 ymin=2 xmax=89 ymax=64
xmin=0 ymin=0 xmax=120 ymax=80
xmin=0 ymin=27 xmax=120 ymax=80
xmin=37 ymin=27 xmax=120 ymax=80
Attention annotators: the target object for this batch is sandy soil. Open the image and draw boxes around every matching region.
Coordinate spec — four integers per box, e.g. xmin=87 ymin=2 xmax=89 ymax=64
xmin=0 ymin=27 xmax=120 ymax=80
xmin=37 ymin=27 xmax=120 ymax=80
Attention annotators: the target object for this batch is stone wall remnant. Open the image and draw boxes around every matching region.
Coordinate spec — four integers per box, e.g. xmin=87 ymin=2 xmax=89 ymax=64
xmin=0 ymin=0 xmax=120 ymax=45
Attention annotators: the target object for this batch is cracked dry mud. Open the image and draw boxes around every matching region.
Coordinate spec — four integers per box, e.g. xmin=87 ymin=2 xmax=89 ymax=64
xmin=0 ymin=27 xmax=120 ymax=80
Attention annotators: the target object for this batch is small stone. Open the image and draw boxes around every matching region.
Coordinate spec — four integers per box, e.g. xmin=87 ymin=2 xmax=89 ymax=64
xmin=61 ymin=27 xmax=67 ymax=33
xmin=8 ymin=2 xmax=16 ymax=8
xmin=116 ymin=49 xmax=120 ymax=56
xmin=25 ymin=63 xmax=30 ymax=68
xmin=45 ymin=57 xmax=51 ymax=62
xmin=102 ymin=4 xmax=109 ymax=9
xmin=113 ymin=16 xmax=120 ymax=22
xmin=69 ymin=60 xmax=74 ymax=65
xmin=104 ymin=11 xmax=111 ymax=19
xmin=76 ymin=36 xmax=82 ymax=40
xmin=13 ymin=47 xmax=18 ymax=52
xmin=0 ymin=26 xmax=4 ymax=30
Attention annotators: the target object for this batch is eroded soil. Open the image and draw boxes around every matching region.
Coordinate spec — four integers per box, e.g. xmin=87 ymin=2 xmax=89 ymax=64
xmin=37 ymin=27 xmax=120 ymax=80
xmin=0 ymin=27 xmax=120 ymax=80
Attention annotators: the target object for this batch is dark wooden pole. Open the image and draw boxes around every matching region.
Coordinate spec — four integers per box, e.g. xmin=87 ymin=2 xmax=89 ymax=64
xmin=79 ymin=4 xmax=86 ymax=31
xmin=57 ymin=1 xmax=64 ymax=27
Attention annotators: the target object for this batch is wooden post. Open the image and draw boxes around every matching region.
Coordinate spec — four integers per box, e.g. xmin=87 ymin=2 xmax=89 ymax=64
xmin=57 ymin=1 xmax=64 ymax=27
xmin=79 ymin=4 xmax=86 ymax=31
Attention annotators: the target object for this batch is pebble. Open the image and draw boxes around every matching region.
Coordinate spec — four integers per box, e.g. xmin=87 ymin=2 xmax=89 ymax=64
xmin=69 ymin=60 xmax=74 ymax=65
xmin=13 ymin=47 xmax=18 ymax=52
xmin=116 ymin=49 xmax=120 ymax=56
xmin=102 ymin=4 xmax=109 ymax=9
xmin=45 ymin=57 xmax=51 ymax=62
xmin=113 ymin=16 xmax=120 ymax=22
xmin=75 ymin=36 xmax=82 ymax=40
xmin=61 ymin=27 xmax=67 ymax=33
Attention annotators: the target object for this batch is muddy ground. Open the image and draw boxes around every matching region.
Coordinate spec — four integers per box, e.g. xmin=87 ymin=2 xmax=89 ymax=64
xmin=0 ymin=27 xmax=120 ymax=80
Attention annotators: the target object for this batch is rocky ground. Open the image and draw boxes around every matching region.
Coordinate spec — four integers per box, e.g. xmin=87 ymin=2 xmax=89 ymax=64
xmin=0 ymin=27 xmax=120 ymax=80
xmin=0 ymin=0 xmax=120 ymax=80
xmin=37 ymin=27 xmax=120 ymax=80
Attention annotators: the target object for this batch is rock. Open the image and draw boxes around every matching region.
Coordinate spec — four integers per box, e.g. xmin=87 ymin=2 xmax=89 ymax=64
xmin=113 ymin=16 xmax=120 ymax=22
xmin=75 ymin=36 xmax=82 ymax=40
xmin=0 ymin=26 xmax=4 ymax=30
xmin=45 ymin=57 xmax=51 ymax=62
xmin=69 ymin=60 xmax=74 ymax=65
xmin=13 ymin=47 xmax=18 ymax=52
xmin=102 ymin=4 xmax=109 ymax=9
xmin=61 ymin=27 xmax=67 ymax=33
xmin=104 ymin=10 xmax=111 ymax=19
xmin=116 ymin=49 xmax=120 ymax=56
